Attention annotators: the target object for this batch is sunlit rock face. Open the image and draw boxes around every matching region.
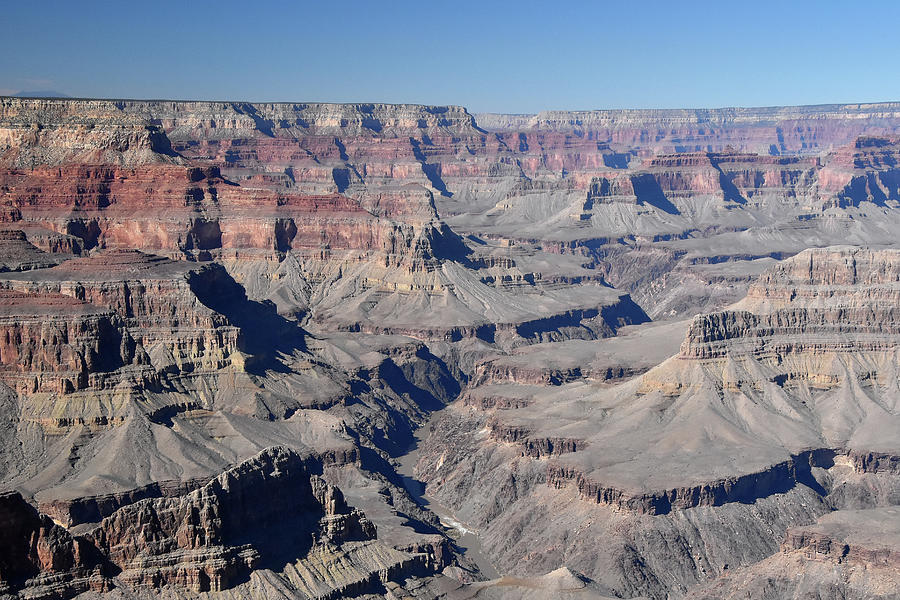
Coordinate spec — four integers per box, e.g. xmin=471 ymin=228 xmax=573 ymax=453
xmin=414 ymin=248 xmax=900 ymax=598
xmin=0 ymin=97 xmax=898 ymax=599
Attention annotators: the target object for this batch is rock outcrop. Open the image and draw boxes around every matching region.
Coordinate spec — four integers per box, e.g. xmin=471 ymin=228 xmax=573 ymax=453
xmin=781 ymin=507 xmax=900 ymax=568
xmin=2 ymin=250 xmax=243 ymax=377
xmin=1 ymin=447 xmax=450 ymax=599
xmin=689 ymin=508 xmax=900 ymax=599
xmin=414 ymin=247 xmax=900 ymax=598
xmin=0 ymin=289 xmax=132 ymax=395
xmin=477 ymin=103 xmax=900 ymax=155
xmin=3 ymin=97 xmax=900 ymax=599
xmin=86 ymin=446 xmax=375 ymax=592
xmin=0 ymin=491 xmax=110 ymax=600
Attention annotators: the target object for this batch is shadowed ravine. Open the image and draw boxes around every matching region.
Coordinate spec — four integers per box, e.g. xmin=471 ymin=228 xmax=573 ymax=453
xmin=395 ymin=409 xmax=501 ymax=580
xmin=1 ymin=98 xmax=900 ymax=599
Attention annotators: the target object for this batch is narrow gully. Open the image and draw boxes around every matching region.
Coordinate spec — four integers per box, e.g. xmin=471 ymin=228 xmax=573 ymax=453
xmin=394 ymin=409 xmax=500 ymax=580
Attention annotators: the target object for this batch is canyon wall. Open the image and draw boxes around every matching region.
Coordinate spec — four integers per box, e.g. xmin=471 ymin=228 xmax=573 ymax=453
xmin=1 ymin=97 xmax=899 ymax=599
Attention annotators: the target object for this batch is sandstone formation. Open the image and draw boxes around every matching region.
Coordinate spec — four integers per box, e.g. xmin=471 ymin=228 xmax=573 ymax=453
xmin=0 ymin=447 xmax=451 ymax=600
xmin=0 ymin=490 xmax=110 ymax=600
xmin=1 ymin=97 xmax=899 ymax=599
xmin=413 ymin=248 xmax=900 ymax=598
xmin=689 ymin=507 xmax=900 ymax=599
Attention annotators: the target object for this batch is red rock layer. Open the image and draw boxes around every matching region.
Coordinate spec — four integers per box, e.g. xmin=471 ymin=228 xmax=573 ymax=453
xmin=5 ymin=99 xmax=900 ymax=268
xmin=783 ymin=526 xmax=900 ymax=568
xmin=86 ymin=447 xmax=375 ymax=592
xmin=0 ymin=164 xmax=432 ymax=260
xmin=0 ymin=289 xmax=137 ymax=394
xmin=0 ymin=252 xmax=250 ymax=393
xmin=0 ymin=491 xmax=110 ymax=600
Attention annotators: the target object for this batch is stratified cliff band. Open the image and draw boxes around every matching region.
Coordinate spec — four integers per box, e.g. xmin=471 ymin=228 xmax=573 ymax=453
xmin=0 ymin=97 xmax=898 ymax=600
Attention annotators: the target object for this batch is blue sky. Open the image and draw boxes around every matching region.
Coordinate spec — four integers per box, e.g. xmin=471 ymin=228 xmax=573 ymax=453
xmin=2 ymin=0 xmax=899 ymax=113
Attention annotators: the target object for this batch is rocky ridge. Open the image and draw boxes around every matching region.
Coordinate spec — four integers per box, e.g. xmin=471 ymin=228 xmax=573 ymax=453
xmin=689 ymin=507 xmax=900 ymax=599
xmin=0 ymin=447 xmax=452 ymax=600
xmin=413 ymin=248 xmax=900 ymax=598
xmin=2 ymin=97 xmax=900 ymax=598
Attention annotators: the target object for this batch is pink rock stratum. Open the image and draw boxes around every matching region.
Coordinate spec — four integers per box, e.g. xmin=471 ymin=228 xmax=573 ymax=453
xmin=0 ymin=97 xmax=897 ymax=599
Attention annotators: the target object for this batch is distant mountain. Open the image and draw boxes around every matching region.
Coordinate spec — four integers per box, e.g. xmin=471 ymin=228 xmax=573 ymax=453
xmin=11 ymin=90 xmax=69 ymax=98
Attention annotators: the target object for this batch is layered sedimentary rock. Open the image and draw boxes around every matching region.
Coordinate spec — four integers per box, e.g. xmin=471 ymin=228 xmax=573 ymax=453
xmin=782 ymin=507 xmax=900 ymax=568
xmin=38 ymin=476 xmax=211 ymax=528
xmin=3 ymin=97 xmax=900 ymax=598
xmin=469 ymin=321 xmax=689 ymax=388
xmin=690 ymin=508 xmax=900 ymax=599
xmin=87 ymin=446 xmax=377 ymax=592
xmin=0 ymin=162 xmax=429 ymax=259
xmin=0 ymin=98 xmax=657 ymax=345
xmin=0 ymin=250 xmax=259 ymax=439
xmin=0 ymin=447 xmax=450 ymax=600
xmin=0 ymin=229 xmax=71 ymax=271
xmin=1 ymin=250 xmax=242 ymax=377
xmin=0 ymin=491 xmax=110 ymax=600
xmin=0 ymin=103 xmax=477 ymax=593
xmin=0 ymin=100 xmax=178 ymax=168
xmin=7 ymin=97 xmax=900 ymax=330
xmin=414 ymin=248 xmax=900 ymax=598
xmin=0 ymin=289 xmax=132 ymax=395
xmin=477 ymin=103 xmax=900 ymax=155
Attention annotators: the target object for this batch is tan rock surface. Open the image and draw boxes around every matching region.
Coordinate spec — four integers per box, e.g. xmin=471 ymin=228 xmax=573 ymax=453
xmin=3 ymin=97 xmax=900 ymax=599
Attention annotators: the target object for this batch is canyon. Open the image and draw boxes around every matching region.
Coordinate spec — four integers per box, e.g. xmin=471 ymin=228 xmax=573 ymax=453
xmin=0 ymin=96 xmax=898 ymax=599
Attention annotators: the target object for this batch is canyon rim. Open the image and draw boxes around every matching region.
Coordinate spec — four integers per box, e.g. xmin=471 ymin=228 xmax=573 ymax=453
xmin=0 ymin=94 xmax=897 ymax=600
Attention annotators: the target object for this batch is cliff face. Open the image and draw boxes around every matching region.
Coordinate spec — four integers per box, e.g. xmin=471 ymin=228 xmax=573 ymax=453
xmin=0 ymin=99 xmax=460 ymax=282
xmin=0 ymin=447 xmax=447 ymax=599
xmin=0 ymin=251 xmax=250 ymax=412
xmin=0 ymin=98 xmax=478 ymax=196
xmin=1 ymin=98 xmax=659 ymax=345
xmin=6 ymin=98 xmax=900 ymax=333
xmin=781 ymin=507 xmax=900 ymax=569
xmin=0 ymin=289 xmax=134 ymax=394
xmin=87 ymin=446 xmax=376 ymax=592
xmin=2 ymin=251 xmax=242 ymax=377
xmin=679 ymin=248 xmax=900 ymax=385
xmin=0 ymin=98 xmax=482 ymax=598
xmin=477 ymin=103 xmax=900 ymax=155
xmin=0 ymin=163 xmax=429 ymax=258
xmin=689 ymin=508 xmax=900 ymax=600
xmin=0 ymin=491 xmax=110 ymax=600
xmin=414 ymin=247 xmax=900 ymax=598
xmin=2 ymin=97 xmax=900 ymax=599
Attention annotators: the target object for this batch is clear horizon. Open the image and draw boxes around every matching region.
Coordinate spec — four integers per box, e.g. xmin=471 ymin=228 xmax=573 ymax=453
xmin=5 ymin=93 xmax=900 ymax=115
xmin=3 ymin=0 xmax=899 ymax=114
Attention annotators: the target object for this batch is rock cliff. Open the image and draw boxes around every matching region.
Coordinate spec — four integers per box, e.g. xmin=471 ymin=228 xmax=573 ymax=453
xmin=0 ymin=491 xmax=110 ymax=600
xmin=87 ymin=446 xmax=377 ymax=592
xmin=690 ymin=507 xmax=900 ymax=599
xmin=2 ymin=97 xmax=900 ymax=599
xmin=0 ymin=447 xmax=451 ymax=599
xmin=414 ymin=247 xmax=900 ymax=598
